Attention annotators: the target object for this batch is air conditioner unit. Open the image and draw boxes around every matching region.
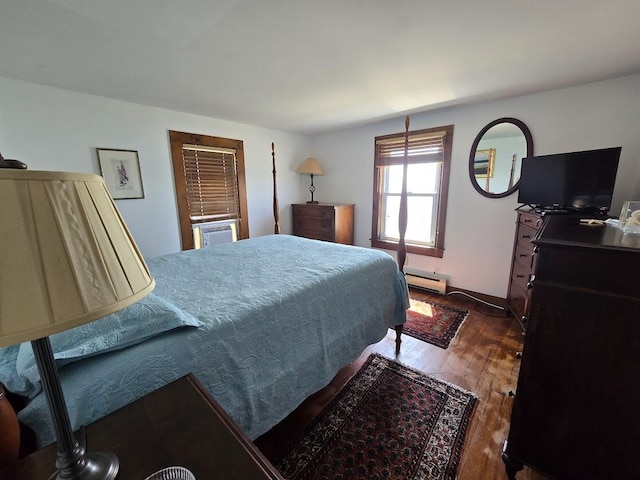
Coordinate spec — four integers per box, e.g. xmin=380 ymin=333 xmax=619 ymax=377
xmin=404 ymin=268 xmax=448 ymax=295
xmin=193 ymin=220 xmax=237 ymax=248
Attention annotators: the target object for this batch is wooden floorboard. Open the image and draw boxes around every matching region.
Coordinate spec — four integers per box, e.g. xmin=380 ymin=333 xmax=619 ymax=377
xmin=254 ymin=288 xmax=547 ymax=479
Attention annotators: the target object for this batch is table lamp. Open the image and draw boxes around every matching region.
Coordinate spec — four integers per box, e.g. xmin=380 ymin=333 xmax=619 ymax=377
xmin=0 ymin=166 xmax=155 ymax=480
xmin=297 ymin=157 xmax=324 ymax=204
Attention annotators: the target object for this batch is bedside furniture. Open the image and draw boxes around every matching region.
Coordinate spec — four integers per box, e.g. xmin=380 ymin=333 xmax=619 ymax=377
xmin=292 ymin=203 xmax=354 ymax=245
xmin=506 ymin=208 xmax=542 ymax=331
xmin=0 ymin=383 xmax=20 ymax=468
xmin=1 ymin=374 xmax=283 ymax=480
xmin=502 ymin=215 xmax=640 ymax=479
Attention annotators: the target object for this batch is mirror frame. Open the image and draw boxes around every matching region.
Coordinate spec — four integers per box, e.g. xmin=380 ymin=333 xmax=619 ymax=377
xmin=469 ymin=117 xmax=533 ymax=198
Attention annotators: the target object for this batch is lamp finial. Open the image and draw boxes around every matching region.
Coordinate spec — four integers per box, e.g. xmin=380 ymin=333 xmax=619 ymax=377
xmin=0 ymin=151 xmax=28 ymax=169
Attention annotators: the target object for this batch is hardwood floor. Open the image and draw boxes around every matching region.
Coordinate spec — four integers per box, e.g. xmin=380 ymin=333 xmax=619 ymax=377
xmin=255 ymin=288 xmax=547 ymax=479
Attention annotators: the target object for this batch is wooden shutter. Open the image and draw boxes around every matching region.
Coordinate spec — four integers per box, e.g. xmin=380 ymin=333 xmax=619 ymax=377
xmin=181 ymin=144 xmax=239 ymax=222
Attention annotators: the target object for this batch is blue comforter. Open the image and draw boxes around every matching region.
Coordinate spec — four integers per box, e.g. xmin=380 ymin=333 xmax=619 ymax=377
xmin=1 ymin=234 xmax=408 ymax=446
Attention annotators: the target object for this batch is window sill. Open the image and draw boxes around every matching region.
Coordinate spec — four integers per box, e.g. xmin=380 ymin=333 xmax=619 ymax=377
xmin=371 ymin=239 xmax=444 ymax=258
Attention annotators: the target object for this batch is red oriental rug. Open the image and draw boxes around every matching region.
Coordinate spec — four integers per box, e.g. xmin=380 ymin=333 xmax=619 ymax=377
xmin=269 ymin=354 xmax=478 ymax=480
xmin=403 ymin=299 xmax=469 ymax=349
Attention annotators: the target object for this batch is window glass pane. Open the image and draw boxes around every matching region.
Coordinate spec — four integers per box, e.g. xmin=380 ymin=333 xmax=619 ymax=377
xmin=384 ymin=163 xmax=439 ymax=194
xmin=380 ymin=194 xmax=436 ymax=245
xmin=381 ymin=194 xmax=400 ymax=239
xmin=406 ymin=196 xmax=435 ymax=244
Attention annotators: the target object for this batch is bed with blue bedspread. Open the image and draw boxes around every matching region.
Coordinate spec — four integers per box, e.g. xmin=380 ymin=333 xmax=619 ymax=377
xmin=0 ymin=234 xmax=408 ymax=447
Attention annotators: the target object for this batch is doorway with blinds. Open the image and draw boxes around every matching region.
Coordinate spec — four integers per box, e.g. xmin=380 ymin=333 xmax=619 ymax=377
xmin=169 ymin=130 xmax=249 ymax=250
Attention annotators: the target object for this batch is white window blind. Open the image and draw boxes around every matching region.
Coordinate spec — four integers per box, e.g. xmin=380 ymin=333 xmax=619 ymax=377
xmin=375 ymin=130 xmax=447 ymax=166
xmin=181 ymin=144 xmax=239 ymax=222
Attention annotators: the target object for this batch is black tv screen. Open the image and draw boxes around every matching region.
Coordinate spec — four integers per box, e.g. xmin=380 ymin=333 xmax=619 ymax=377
xmin=518 ymin=147 xmax=621 ymax=212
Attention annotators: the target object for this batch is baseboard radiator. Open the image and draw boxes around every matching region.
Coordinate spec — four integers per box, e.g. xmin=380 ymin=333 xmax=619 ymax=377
xmin=404 ymin=268 xmax=448 ymax=295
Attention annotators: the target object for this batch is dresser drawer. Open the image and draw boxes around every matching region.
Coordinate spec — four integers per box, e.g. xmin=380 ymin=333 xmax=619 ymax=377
xmin=514 ymin=239 xmax=535 ymax=269
xmin=511 ymin=257 xmax=532 ymax=292
xmin=293 ymin=219 xmax=334 ymax=241
xmin=292 ymin=204 xmax=334 ymax=219
xmin=295 ymin=230 xmax=333 ymax=242
xmin=515 ymin=223 xmax=537 ymax=245
xmin=294 ymin=216 xmax=333 ymax=232
xmin=518 ymin=211 xmax=542 ymax=229
xmin=507 ymin=281 xmax=529 ymax=326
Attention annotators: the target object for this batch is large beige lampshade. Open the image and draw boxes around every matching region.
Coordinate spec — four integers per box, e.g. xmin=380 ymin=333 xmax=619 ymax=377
xmin=297 ymin=157 xmax=324 ymax=176
xmin=0 ymin=170 xmax=155 ymax=347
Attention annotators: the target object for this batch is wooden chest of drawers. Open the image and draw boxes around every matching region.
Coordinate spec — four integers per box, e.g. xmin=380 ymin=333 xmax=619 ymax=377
xmin=506 ymin=209 xmax=541 ymax=330
xmin=503 ymin=215 xmax=640 ymax=479
xmin=292 ymin=203 xmax=354 ymax=245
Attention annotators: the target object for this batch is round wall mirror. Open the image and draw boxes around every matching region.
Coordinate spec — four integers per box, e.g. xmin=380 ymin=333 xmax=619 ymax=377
xmin=469 ymin=117 xmax=533 ymax=198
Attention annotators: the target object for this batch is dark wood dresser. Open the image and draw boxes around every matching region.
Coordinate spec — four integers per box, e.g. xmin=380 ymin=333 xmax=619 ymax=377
xmin=506 ymin=208 xmax=542 ymax=331
xmin=292 ymin=203 xmax=354 ymax=245
xmin=503 ymin=215 xmax=640 ymax=479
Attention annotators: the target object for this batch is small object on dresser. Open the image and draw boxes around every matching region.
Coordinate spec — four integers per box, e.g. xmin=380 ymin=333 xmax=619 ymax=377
xmin=579 ymin=218 xmax=605 ymax=226
xmin=144 ymin=466 xmax=196 ymax=480
xmin=0 ymin=151 xmax=28 ymax=169
xmin=297 ymin=157 xmax=324 ymax=204
xmin=619 ymin=201 xmax=640 ymax=234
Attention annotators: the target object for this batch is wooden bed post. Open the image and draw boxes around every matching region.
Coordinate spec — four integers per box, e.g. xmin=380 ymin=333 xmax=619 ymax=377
xmin=397 ymin=115 xmax=409 ymax=273
xmin=395 ymin=115 xmax=410 ymax=354
xmin=272 ymin=142 xmax=280 ymax=234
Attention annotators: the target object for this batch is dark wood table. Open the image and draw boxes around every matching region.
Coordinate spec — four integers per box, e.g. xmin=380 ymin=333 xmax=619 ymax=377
xmin=1 ymin=374 xmax=284 ymax=480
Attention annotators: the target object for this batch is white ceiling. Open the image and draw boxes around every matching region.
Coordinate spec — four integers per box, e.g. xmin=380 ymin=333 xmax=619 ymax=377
xmin=2 ymin=0 xmax=639 ymax=135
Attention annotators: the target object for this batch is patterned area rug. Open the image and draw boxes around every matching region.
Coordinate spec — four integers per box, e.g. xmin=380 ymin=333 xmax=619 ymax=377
xmin=270 ymin=354 xmax=478 ymax=480
xmin=403 ymin=299 xmax=469 ymax=349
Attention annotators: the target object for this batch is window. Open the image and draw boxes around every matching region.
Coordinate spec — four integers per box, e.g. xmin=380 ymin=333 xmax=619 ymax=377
xmin=371 ymin=124 xmax=453 ymax=258
xmin=169 ymin=131 xmax=249 ymax=250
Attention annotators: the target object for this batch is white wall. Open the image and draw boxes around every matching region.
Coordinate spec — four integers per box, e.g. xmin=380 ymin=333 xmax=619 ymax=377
xmin=310 ymin=73 xmax=640 ymax=298
xmin=0 ymin=77 xmax=311 ymax=258
xmin=3 ymin=74 xmax=639 ymax=298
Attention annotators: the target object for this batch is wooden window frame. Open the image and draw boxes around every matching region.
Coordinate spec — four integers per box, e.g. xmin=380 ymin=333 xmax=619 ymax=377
xmin=169 ymin=130 xmax=249 ymax=250
xmin=371 ymin=124 xmax=453 ymax=258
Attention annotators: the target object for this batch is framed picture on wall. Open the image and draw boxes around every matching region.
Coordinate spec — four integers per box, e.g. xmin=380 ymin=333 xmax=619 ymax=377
xmin=97 ymin=148 xmax=145 ymax=199
xmin=474 ymin=148 xmax=496 ymax=178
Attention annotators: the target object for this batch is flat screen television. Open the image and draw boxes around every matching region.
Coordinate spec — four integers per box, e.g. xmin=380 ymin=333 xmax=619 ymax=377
xmin=518 ymin=147 xmax=621 ymax=213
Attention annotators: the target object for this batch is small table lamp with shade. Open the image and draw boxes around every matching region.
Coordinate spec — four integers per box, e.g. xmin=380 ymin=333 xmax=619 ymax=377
xmin=297 ymin=157 xmax=324 ymax=204
xmin=0 ymin=153 xmax=155 ymax=480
